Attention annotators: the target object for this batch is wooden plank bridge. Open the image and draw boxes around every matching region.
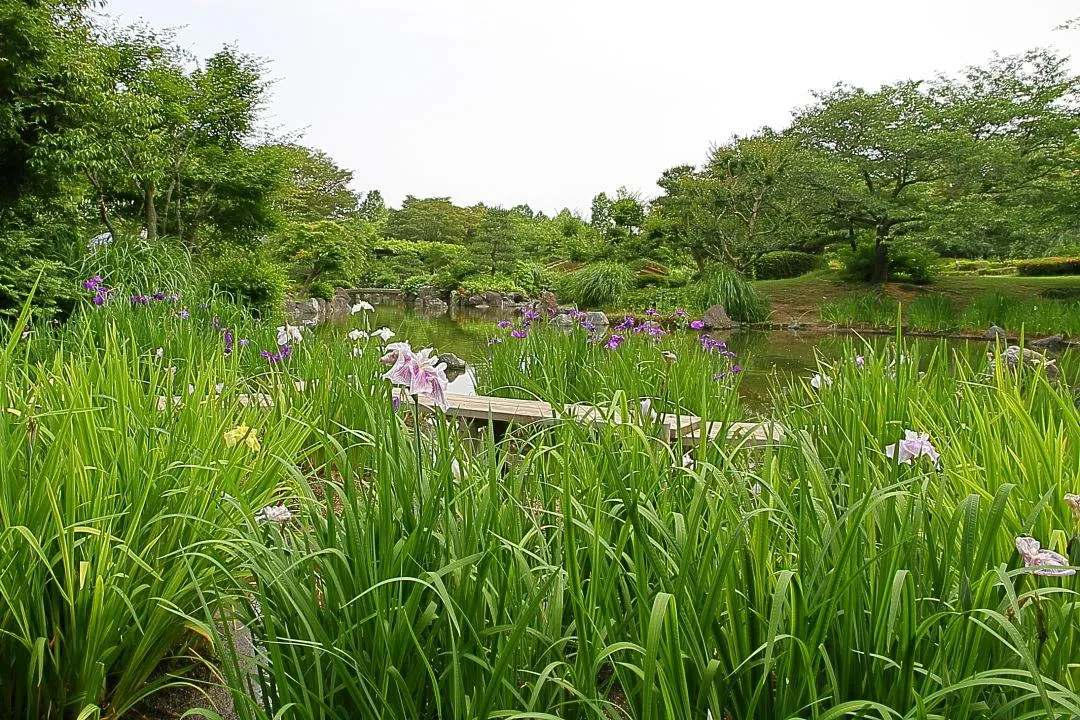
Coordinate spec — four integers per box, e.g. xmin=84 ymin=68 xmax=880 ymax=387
xmin=159 ymin=386 xmax=783 ymax=448
xmin=392 ymin=389 xmax=783 ymax=447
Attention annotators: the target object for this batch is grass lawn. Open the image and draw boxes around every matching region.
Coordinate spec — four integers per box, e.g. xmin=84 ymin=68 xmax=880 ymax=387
xmin=756 ymin=270 xmax=1080 ymax=329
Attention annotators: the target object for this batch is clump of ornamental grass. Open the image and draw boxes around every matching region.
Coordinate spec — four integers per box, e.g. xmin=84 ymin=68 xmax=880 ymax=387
xmin=689 ymin=264 xmax=769 ymax=323
xmin=557 ymin=262 xmax=636 ymax=309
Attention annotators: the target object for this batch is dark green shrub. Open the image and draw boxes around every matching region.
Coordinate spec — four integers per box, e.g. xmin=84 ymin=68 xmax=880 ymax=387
xmin=511 ymin=261 xmax=553 ymax=295
xmin=401 ymin=274 xmax=434 ymax=295
xmin=1 ymin=221 xmax=81 ymax=320
xmin=307 ymin=280 xmax=335 ymax=302
xmin=750 ymin=251 xmax=822 ymax=280
xmin=1016 ymin=257 xmax=1080 ymax=277
xmin=689 ymin=265 xmax=769 ymax=323
xmin=839 ymin=241 xmax=937 ymax=284
xmin=208 ymin=252 xmax=287 ymax=317
xmin=458 ymin=274 xmax=524 ymax=296
xmin=557 ymin=262 xmax=635 ymax=308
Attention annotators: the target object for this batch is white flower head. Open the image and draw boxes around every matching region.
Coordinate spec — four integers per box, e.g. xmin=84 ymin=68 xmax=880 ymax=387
xmin=351 ymin=301 xmax=374 ymax=314
xmin=347 ymin=329 xmax=368 ymax=342
xmin=810 ymin=373 xmax=832 ymax=390
xmin=1015 ymin=536 xmax=1075 ymax=576
xmin=372 ymin=326 xmax=396 ymax=342
xmin=255 ymin=504 xmax=293 ymax=524
xmin=1065 ymin=493 xmax=1080 ymax=520
xmin=277 ymin=324 xmax=304 ymax=346
xmin=885 ymin=430 xmax=941 ymax=467
xmin=154 ymin=347 xmax=164 ymax=359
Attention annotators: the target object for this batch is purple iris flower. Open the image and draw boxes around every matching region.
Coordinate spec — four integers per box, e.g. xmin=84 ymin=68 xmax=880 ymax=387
xmin=130 ymin=294 xmax=149 ymax=305
xmin=238 ymin=338 xmax=250 ymax=348
xmin=581 ymin=320 xmax=596 ymax=332
xmin=647 ymin=325 xmax=667 ymax=337
xmin=261 ymin=344 xmax=292 ymax=364
xmin=211 ymin=316 xmax=221 ymax=329
xmin=83 ymin=276 xmax=104 ymax=291
xmin=166 ymin=294 xmax=180 ymax=303
xmin=615 ymin=316 xmax=635 ymax=331
xmin=392 ymin=395 xmax=400 ymax=412
xmin=645 ymin=308 xmax=658 ymax=317
xmin=731 ymin=364 xmax=742 ymax=374
xmin=511 ymin=329 xmax=528 ymax=339
xmin=712 ymin=371 xmax=727 ymax=381
xmin=604 ymin=334 xmax=625 ymax=350
xmin=523 ymin=309 xmax=541 ymax=322
xmin=223 ymin=329 xmax=235 ymax=354
xmin=689 ymin=320 xmax=705 ymax=330
xmin=700 ymin=335 xmax=722 ymax=351
xmin=674 ymin=308 xmax=687 ymax=317
xmin=92 ymin=292 xmax=106 ymax=306
xmin=497 ymin=320 xmax=513 ymax=330
xmin=177 ymin=310 xmax=190 ymax=320
xmin=152 ymin=291 xmax=166 ymax=301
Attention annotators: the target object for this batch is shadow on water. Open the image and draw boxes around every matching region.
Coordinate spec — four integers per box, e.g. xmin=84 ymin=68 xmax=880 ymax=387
xmin=351 ymin=305 xmax=1077 ymax=410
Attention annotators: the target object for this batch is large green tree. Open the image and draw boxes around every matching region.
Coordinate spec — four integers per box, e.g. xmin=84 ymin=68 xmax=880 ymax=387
xmin=384 ymin=196 xmax=479 ymax=244
xmin=0 ymin=0 xmax=100 ymax=316
xmin=267 ymin=144 xmax=359 ymax=222
xmin=650 ymin=132 xmax=813 ymax=272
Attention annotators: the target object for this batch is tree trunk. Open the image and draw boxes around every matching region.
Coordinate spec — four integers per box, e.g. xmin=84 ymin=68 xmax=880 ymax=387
xmin=86 ymin=172 xmax=117 ymax=240
xmin=163 ymin=179 xmax=176 ymax=236
xmin=870 ymin=238 xmax=889 ymax=284
xmin=144 ymin=180 xmax=158 ymax=240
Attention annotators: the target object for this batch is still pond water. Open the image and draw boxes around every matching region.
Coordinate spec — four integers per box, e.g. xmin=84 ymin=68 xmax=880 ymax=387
xmin=358 ymin=306 xmax=1074 ymax=410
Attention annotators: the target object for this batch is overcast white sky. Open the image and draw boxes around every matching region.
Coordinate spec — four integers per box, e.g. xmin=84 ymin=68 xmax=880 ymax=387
xmin=102 ymin=0 xmax=1078 ymax=215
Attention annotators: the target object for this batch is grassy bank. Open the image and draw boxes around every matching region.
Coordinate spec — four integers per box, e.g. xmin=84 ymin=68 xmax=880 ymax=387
xmin=756 ymin=271 xmax=1080 ymax=335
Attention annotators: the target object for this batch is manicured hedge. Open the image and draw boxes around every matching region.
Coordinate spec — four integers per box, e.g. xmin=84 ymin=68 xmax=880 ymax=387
xmin=750 ymin=251 xmax=822 ymax=280
xmin=1016 ymin=256 xmax=1080 ymax=277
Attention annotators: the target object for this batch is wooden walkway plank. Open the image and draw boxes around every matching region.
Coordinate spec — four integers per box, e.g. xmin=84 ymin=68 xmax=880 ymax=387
xmin=158 ymin=386 xmax=782 ymax=447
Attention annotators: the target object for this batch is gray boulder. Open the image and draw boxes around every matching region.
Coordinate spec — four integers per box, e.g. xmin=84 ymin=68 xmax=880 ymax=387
xmin=702 ymin=304 xmax=734 ymax=330
xmin=991 ymin=345 xmax=1062 ymax=382
xmin=327 ymin=290 xmax=352 ymax=320
xmin=539 ymin=290 xmax=558 ymax=312
xmin=552 ymin=313 xmax=575 ymax=328
xmin=585 ymin=311 xmax=609 ymax=326
xmin=419 ymin=298 xmax=448 ymax=314
xmin=284 ymin=298 xmax=322 ymax=323
xmin=483 ymin=291 xmax=504 ymax=308
xmin=983 ymin=325 xmax=1007 ymax=340
xmin=438 ymin=352 xmax=467 ymax=371
xmin=466 ymin=295 xmax=484 ymax=307
xmin=1029 ymin=334 xmax=1065 ymax=350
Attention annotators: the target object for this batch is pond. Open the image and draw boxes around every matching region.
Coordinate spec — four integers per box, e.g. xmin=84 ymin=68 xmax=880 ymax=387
xmin=355 ymin=305 xmax=1076 ymax=409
